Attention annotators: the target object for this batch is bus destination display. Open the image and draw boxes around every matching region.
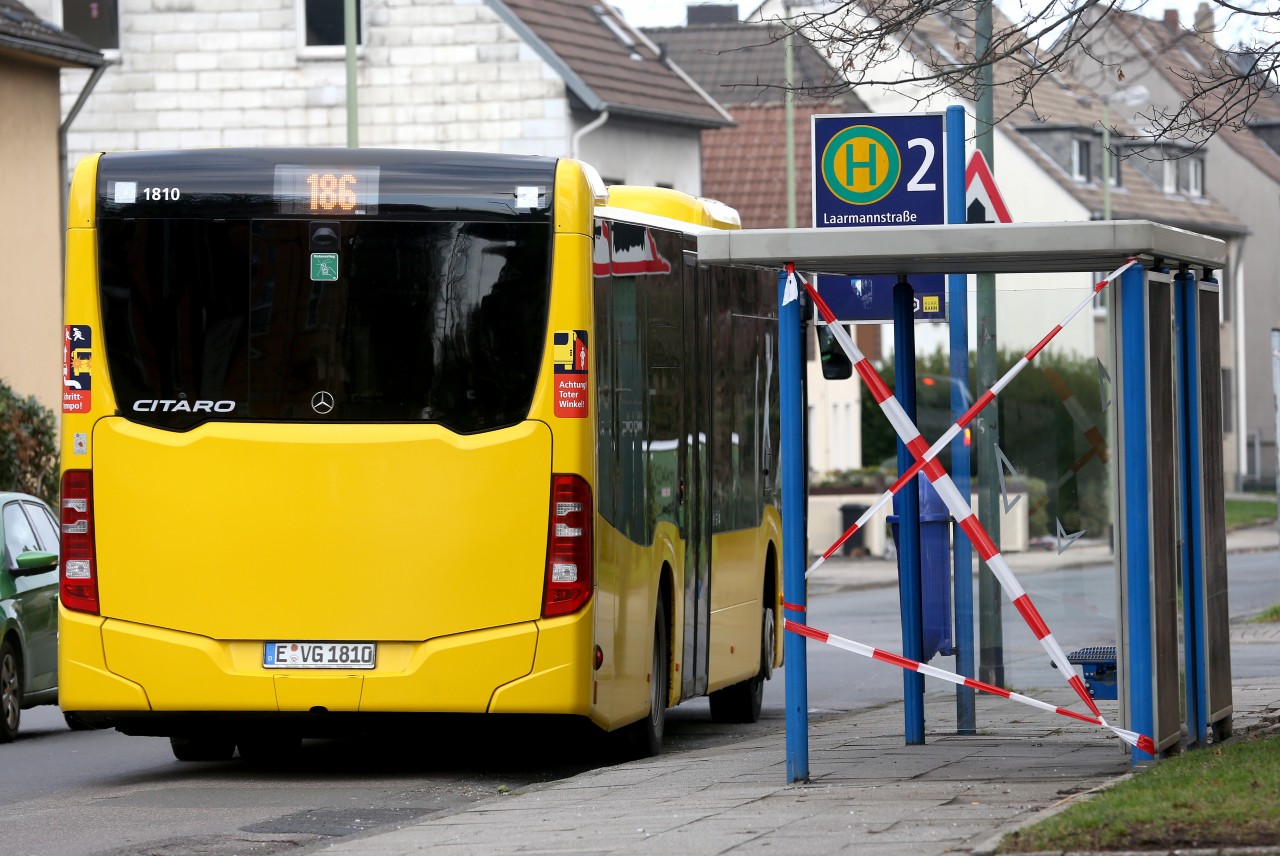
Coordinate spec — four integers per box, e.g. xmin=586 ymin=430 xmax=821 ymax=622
xmin=274 ymin=164 xmax=380 ymax=216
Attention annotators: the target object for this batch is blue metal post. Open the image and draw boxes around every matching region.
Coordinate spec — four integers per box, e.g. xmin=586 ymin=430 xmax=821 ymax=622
xmin=894 ymin=278 xmax=925 ymax=744
xmin=779 ymin=270 xmax=809 ymax=782
xmin=1119 ymin=263 xmax=1155 ymax=764
xmin=945 ymin=104 xmax=975 ymax=735
xmin=1175 ymin=268 xmax=1207 ymax=748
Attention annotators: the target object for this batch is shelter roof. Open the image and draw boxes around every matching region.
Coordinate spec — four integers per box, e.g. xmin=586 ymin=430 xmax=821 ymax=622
xmin=698 ymin=220 xmax=1228 ymax=276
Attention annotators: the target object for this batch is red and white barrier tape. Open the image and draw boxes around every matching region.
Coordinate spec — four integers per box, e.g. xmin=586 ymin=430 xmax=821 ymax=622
xmin=786 ymin=618 xmax=1156 ymax=754
xmin=803 ymin=260 xmax=1134 ymax=571
xmin=791 ymin=259 xmax=1137 ymax=719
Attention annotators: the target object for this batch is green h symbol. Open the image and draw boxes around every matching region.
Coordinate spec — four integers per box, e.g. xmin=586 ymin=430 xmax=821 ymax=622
xmin=844 ymin=140 xmax=879 ymax=188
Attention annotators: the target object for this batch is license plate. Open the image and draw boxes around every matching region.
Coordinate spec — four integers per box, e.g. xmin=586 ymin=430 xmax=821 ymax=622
xmin=263 ymin=642 xmax=376 ymax=669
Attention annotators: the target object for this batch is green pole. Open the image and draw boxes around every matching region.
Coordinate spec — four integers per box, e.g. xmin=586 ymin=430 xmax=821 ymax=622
xmin=784 ymin=16 xmax=796 ymax=228
xmin=974 ymin=0 xmax=1004 ymax=687
xmin=345 ymin=0 xmax=358 ymax=147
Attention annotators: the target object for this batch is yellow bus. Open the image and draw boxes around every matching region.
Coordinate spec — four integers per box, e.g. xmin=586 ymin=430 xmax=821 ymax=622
xmin=58 ymin=148 xmax=781 ymax=760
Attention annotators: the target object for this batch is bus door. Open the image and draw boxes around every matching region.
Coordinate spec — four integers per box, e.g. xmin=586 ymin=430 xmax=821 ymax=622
xmin=681 ymin=244 xmax=712 ymax=699
xmin=642 ymin=229 xmax=707 ymax=700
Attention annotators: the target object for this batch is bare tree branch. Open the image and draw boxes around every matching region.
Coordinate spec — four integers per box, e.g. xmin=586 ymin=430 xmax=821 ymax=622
xmin=755 ymin=0 xmax=1280 ymax=149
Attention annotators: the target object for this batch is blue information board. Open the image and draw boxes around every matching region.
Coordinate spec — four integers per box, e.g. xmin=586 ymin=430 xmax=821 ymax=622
xmin=816 ymin=273 xmax=947 ymax=322
xmin=812 ymin=113 xmax=946 ymax=227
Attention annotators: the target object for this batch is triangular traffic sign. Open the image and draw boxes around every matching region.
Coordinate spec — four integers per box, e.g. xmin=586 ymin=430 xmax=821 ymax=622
xmin=965 ymin=150 xmax=1012 ymax=224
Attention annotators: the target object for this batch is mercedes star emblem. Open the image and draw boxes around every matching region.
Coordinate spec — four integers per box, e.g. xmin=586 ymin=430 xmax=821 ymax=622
xmin=311 ymin=390 xmax=335 ymax=415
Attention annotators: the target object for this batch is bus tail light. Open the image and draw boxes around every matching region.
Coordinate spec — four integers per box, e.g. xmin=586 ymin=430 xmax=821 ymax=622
xmin=60 ymin=470 xmax=100 ymax=615
xmin=543 ymin=474 xmax=593 ymax=617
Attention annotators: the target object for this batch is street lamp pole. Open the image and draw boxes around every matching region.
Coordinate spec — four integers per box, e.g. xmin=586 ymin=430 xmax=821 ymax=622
xmin=974 ymin=0 xmax=1005 ymax=688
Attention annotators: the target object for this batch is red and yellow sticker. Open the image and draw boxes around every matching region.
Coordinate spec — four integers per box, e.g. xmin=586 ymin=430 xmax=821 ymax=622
xmin=552 ymin=330 xmax=588 ymax=418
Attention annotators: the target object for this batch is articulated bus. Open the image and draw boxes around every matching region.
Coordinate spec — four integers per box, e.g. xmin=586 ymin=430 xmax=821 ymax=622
xmin=59 ymin=148 xmax=782 ymax=760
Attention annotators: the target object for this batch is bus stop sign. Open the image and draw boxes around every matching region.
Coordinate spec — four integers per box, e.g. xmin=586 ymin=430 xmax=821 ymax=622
xmin=812 ymin=113 xmax=948 ymax=321
xmin=812 ymin=113 xmax=946 ymax=228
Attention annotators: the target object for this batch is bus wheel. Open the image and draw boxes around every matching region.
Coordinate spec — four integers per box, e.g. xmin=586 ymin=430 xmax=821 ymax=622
xmin=620 ymin=599 xmax=669 ymax=758
xmin=170 ymin=735 xmax=236 ymax=762
xmin=708 ymin=603 xmax=772 ymax=724
xmin=0 ymin=639 xmax=21 ymax=743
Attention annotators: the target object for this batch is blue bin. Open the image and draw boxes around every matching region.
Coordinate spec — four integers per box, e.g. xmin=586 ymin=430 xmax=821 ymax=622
xmin=887 ymin=479 xmax=954 ymax=661
xmin=1065 ymin=646 xmax=1118 ymax=700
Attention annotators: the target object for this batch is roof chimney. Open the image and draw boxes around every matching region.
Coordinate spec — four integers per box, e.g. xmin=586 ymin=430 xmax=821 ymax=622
xmin=1194 ymin=2 xmax=1215 ymax=43
xmin=687 ymin=4 xmax=739 ymax=25
xmin=1163 ymin=9 xmax=1179 ymax=33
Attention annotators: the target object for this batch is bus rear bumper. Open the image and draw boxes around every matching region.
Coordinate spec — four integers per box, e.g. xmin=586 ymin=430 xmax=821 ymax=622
xmin=58 ymin=606 xmax=595 ymax=726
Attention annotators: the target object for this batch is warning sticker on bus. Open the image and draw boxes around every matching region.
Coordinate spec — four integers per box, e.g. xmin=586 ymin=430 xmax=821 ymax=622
xmin=553 ymin=329 xmax=588 ymax=418
xmin=63 ymin=325 xmax=92 ymax=413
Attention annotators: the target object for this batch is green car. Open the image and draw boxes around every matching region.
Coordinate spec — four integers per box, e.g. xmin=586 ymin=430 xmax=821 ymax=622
xmin=0 ymin=492 xmax=60 ymax=742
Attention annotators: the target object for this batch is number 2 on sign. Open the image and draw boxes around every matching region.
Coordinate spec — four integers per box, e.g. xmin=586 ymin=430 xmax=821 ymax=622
xmin=907 ymin=138 xmax=936 ymax=191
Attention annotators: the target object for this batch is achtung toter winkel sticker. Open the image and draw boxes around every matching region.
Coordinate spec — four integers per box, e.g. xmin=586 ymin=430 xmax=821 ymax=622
xmin=552 ymin=330 xmax=588 ymax=418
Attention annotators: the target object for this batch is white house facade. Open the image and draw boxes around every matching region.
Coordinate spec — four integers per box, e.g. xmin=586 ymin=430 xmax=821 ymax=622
xmin=36 ymin=0 xmax=730 ymax=193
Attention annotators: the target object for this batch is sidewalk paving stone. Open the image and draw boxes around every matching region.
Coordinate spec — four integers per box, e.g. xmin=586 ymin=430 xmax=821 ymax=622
xmin=314 ymin=531 xmax=1280 ymax=856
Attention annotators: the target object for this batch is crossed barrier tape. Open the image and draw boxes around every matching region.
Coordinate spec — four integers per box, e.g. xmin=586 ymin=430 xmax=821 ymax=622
xmin=787 ymin=619 xmax=1157 ymax=755
xmin=786 ymin=259 xmax=1141 ymax=737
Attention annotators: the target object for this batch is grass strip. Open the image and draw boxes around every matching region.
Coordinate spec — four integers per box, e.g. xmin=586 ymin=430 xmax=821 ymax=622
xmin=1252 ymin=604 xmax=1280 ymax=624
xmin=1224 ymin=497 xmax=1277 ymax=530
xmin=998 ymin=733 xmax=1280 ymax=852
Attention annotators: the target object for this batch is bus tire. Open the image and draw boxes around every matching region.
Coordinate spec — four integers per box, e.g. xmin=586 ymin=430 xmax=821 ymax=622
xmin=170 ymin=735 xmax=236 ymax=762
xmin=620 ymin=598 xmax=669 ymax=758
xmin=708 ymin=602 xmax=773 ymax=724
xmin=0 ymin=639 xmax=21 ymax=743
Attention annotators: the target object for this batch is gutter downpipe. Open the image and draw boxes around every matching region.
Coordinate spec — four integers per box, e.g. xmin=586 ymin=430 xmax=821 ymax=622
xmin=58 ymin=62 xmax=109 ymax=251
xmin=571 ymin=110 xmax=610 ymax=161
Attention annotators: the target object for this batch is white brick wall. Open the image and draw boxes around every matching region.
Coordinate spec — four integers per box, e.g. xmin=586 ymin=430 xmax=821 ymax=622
xmin=45 ymin=0 xmax=705 ymax=193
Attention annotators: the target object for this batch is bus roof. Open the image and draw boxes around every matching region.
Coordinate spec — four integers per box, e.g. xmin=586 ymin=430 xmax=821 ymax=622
xmin=601 ymin=186 xmax=741 ymax=233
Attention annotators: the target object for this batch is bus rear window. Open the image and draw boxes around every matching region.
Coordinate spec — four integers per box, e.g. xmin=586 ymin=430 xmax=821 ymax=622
xmin=98 ymin=218 xmax=552 ymax=433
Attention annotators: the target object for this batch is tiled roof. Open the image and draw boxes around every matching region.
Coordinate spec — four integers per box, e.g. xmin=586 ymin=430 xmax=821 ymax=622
xmin=0 ymin=0 xmax=102 ymax=67
xmin=644 ymin=21 xmax=854 ymax=107
xmin=1098 ymin=8 xmax=1280 ymax=186
xmin=492 ymin=0 xmax=732 ymax=128
xmin=701 ymin=103 xmax=824 ymax=228
xmin=904 ymin=10 xmax=1246 ymax=236
xmin=653 ymin=21 xmax=868 ymax=227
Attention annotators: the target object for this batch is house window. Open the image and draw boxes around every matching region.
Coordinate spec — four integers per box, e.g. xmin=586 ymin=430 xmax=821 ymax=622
xmin=1071 ymin=139 xmax=1091 ymax=182
xmin=1188 ymin=157 xmax=1205 ymax=196
xmin=1106 ymin=148 xmax=1121 ymax=187
xmin=62 ymin=0 xmax=119 ymax=51
xmin=1163 ymin=159 xmax=1178 ymax=194
xmin=303 ymin=0 xmax=362 ymax=48
xmin=1092 ymin=271 xmax=1109 ymax=314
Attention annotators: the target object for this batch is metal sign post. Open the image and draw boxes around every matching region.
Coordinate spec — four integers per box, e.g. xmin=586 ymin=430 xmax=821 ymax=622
xmin=779 ymin=269 xmax=809 ymax=783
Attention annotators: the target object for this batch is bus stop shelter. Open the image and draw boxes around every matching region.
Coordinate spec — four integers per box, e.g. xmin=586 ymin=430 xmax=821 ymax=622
xmin=698 ymin=220 xmax=1232 ymax=780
